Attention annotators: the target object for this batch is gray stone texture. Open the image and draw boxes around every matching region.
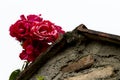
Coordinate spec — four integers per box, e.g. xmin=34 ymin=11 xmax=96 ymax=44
xmin=30 ymin=30 xmax=120 ymax=80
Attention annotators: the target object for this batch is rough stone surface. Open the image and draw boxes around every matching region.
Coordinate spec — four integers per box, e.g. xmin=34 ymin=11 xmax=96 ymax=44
xmin=64 ymin=66 xmax=114 ymax=80
xmin=29 ymin=30 xmax=120 ymax=80
xmin=61 ymin=55 xmax=94 ymax=72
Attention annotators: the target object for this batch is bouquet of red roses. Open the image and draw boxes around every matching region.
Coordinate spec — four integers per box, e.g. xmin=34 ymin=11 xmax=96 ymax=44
xmin=9 ymin=14 xmax=65 ymax=62
xmin=9 ymin=14 xmax=65 ymax=80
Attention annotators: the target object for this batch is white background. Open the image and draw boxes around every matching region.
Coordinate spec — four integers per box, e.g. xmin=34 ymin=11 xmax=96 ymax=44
xmin=1 ymin=0 xmax=120 ymax=80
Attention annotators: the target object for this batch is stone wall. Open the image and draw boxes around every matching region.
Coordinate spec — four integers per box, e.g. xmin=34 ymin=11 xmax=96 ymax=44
xmin=30 ymin=30 xmax=120 ymax=80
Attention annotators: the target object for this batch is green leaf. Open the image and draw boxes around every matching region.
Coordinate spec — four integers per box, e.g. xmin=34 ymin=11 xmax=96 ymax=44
xmin=9 ymin=69 xmax=21 ymax=80
xmin=36 ymin=76 xmax=44 ymax=80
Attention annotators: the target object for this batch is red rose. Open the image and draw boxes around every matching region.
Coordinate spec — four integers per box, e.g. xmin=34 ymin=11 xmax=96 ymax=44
xmin=19 ymin=50 xmax=36 ymax=62
xmin=20 ymin=14 xmax=43 ymax=23
xmin=26 ymin=14 xmax=43 ymax=23
xmin=19 ymin=39 xmax=50 ymax=62
xmin=9 ymin=14 xmax=43 ymax=41
xmin=19 ymin=39 xmax=34 ymax=61
xmin=9 ymin=20 xmax=32 ymax=41
xmin=30 ymin=20 xmax=65 ymax=43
